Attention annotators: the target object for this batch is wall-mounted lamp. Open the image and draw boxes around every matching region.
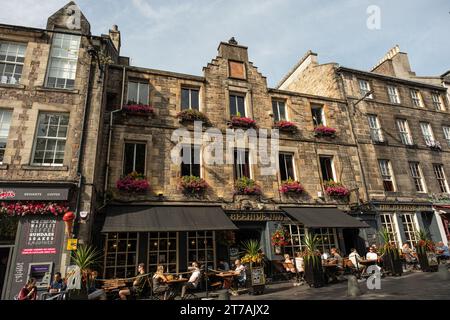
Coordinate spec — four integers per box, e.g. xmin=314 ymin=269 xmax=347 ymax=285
xmin=79 ymin=210 xmax=89 ymax=219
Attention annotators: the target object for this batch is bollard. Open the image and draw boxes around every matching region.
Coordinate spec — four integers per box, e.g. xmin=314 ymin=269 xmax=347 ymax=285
xmin=438 ymin=264 xmax=449 ymax=281
xmin=347 ymin=275 xmax=362 ymax=297
xmin=217 ymin=289 xmax=230 ymax=300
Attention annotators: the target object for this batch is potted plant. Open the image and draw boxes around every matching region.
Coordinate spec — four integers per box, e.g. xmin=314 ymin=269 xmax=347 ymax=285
xmin=179 ymin=175 xmax=208 ymax=195
xmin=273 ymin=120 xmax=297 ymax=133
xmin=415 ymin=229 xmax=438 ymax=272
xmin=301 ymin=234 xmax=325 ymax=288
xmin=271 ymin=227 xmax=290 ymax=254
xmin=279 ymin=178 xmax=305 ymax=195
xmin=177 ymin=109 xmax=210 ymax=125
xmin=122 ymin=104 xmax=155 ymax=115
xmin=228 ymin=112 xmax=257 ymax=129
xmin=378 ymin=228 xmax=402 ymax=276
xmin=314 ymin=125 xmax=337 ymax=138
xmin=234 ymin=177 xmax=261 ymax=195
xmin=323 ymin=180 xmax=350 ymax=198
xmin=116 ymin=171 xmax=150 ymax=193
xmin=240 ymin=240 xmax=265 ymax=295
xmin=67 ymin=245 xmax=102 ymax=300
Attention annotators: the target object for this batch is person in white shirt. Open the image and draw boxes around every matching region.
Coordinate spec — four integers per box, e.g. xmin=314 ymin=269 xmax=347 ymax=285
xmin=181 ymin=262 xmax=201 ymax=298
xmin=233 ymin=259 xmax=246 ymax=287
xmin=366 ymin=247 xmax=378 ymax=261
xmin=348 ymin=248 xmax=364 ymax=270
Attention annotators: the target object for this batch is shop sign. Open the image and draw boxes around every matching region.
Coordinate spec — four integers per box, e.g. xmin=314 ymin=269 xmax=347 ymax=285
xmin=229 ymin=212 xmax=288 ymax=221
xmin=0 ymin=187 xmax=69 ymax=200
xmin=374 ymin=203 xmax=432 ymax=212
xmin=21 ymin=248 xmax=56 ymax=255
xmin=27 ymin=219 xmax=57 ymax=246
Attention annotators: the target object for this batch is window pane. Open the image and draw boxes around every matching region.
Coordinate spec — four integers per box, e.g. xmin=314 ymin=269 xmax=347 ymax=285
xmin=181 ymin=88 xmax=190 ymax=110
xmin=229 ymin=95 xmax=237 ymax=116
xmin=124 ymin=143 xmax=135 ymax=175
xmin=135 ymin=143 xmax=146 ymax=174
xmin=237 ymin=96 xmax=245 ymax=116
xmin=311 ymin=106 xmax=323 ymax=126
xmin=190 ymin=89 xmax=199 ymax=110
xmin=138 ymin=83 xmax=148 ymax=105
xmin=127 ymin=82 xmax=138 ymax=104
xmin=320 ymin=157 xmax=333 ymax=181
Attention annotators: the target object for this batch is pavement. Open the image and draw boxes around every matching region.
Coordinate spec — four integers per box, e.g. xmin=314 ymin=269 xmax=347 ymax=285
xmin=229 ymin=267 xmax=450 ymax=300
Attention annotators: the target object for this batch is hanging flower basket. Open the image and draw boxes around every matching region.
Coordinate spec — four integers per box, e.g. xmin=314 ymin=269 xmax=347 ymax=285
xmin=177 ymin=109 xmax=210 ymax=125
xmin=122 ymin=104 xmax=154 ymax=115
xmin=116 ymin=171 xmax=150 ymax=193
xmin=273 ymin=120 xmax=297 ymax=133
xmin=0 ymin=201 xmax=69 ymax=216
xmin=271 ymin=228 xmax=290 ymax=247
xmin=280 ymin=178 xmax=305 ymax=194
xmin=179 ymin=175 xmax=208 ymax=195
xmin=324 ymin=180 xmax=350 ymax=198
xmin=314 ymin=125 xmax=336 ymax=138
xmin=234 ymin=177 xmax=261 ymax=195
xmin=228 ymin=115 xmax=257 ymax=129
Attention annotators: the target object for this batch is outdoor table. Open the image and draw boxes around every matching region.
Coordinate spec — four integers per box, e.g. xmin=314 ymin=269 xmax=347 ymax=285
xmin=322 ymin=264 xmax=339 ymax=284
xmin=216 ymin=272 xmax=237 ymax=289
xmin=359 ymin=259 xmax=378 ymax=274
xmin=165 ymin=278 xmax=188 ymax=299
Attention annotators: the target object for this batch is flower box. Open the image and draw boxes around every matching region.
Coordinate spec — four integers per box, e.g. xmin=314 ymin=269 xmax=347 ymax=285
xmin=177 ymin=109 xmax=210 ymax=125
xmin=314 ymin=125 xmax=336 ymax=138
xmin=280 ymin=179 xmax=304 ymax=194
xmin=324 ymin=181 xmax=350 ymax=198
xmin=0 ymin=201 xmax=68 ymax=216
xmin=179 ymin=175 xmax=208 ymax=195
xmin=229 ymin=116 xmax=257 ymax=129
xmin=116 ymin=172 xmax=150 ymax=193
xmin=273 ymin=120 xmax=297 ymax=133
xmin=234 ymin=177 xmax=261 ymax=195
xmin=122 ymin=104 xmax=154 ymax=115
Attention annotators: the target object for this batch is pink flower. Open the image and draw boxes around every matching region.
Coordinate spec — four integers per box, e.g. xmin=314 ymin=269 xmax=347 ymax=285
xmin=280 ymin=179 xmax=304 ymax=194
xmin=116 ymin=172 xmax=150 ymax=193
xmin=123 ymin=104 xmax=154 ymax=114
xmin=230 ymin=116 xmax=257 ymax=128
xmin=314 ymin=125 xmax=336 ymax=137
xmin=274 ymin=120 xmax=297 ymax=132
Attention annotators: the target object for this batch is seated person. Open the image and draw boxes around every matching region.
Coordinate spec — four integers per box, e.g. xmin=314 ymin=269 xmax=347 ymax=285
xmin=181 ymin=262 xmax=201 ymax=298
xmin=435 ymin=242 xmax=450 ymax=262
xmin=283 ymin=254 xmax=296 ymax=273
xmin=152 ymin=265 xmax=170 ymax=299
xmin=18 ymin=278 xmax=37 ymax=300
xmin=329 ymin=248 xmax=343 ymax=268
xmin=119 ymin=263 xmax=147 ymax=300
xmin=321 ymin=250 xmax=329 ymax=260
xmin=45 ymin=272 xmax=67 ymax=299
xmin=348 ymin=248 xmax=364 ymax=270
xmin=401 ymin=243 xmax=418 ymax=263
xmin=232 ymin=259 xmax=246 ymax=288
xmin=294 ymin=252 xmax=305 ymax=285
xmin=218 ymin=260 xmax=230 ymax=271
xmin=87 ymin=271 xmax=107 ymax=300
xmin=366 ymin=246 xmax=378 ymax=261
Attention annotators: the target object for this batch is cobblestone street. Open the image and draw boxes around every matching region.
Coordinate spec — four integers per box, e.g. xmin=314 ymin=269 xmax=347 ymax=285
xmin=231 ymin=269 xmax=450 ymax=300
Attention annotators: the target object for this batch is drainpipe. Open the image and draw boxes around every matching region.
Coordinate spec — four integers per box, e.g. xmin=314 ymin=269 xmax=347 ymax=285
xmin=104 ymin=65 xmax=126 ymax=204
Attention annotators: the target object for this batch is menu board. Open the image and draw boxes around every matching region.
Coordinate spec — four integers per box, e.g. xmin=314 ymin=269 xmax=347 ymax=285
xmin=27 ymin=219 xmax=57 ymax=246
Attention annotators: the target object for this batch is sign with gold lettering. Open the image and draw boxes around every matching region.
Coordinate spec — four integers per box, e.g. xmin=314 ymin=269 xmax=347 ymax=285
xmin=373 ymin=203 xmax=432 ymax=212
xmin=228 ymin=212 xmax=288 ymax=222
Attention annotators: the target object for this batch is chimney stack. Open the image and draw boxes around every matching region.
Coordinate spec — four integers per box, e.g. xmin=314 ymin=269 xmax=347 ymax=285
xmin=109 ymin=24 xmax=121 ymax=54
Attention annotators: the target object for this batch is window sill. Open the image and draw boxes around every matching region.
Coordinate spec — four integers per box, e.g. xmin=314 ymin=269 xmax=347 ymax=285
xmin=0 ymin=83 xmax=25 ymax=89
xmin=0 ymin=164 xmax=8 ymax=170
xmin=21 ymin=165 xmax=69 ymax=171
xmin=35 ymin=86 xmax=79 ymax=94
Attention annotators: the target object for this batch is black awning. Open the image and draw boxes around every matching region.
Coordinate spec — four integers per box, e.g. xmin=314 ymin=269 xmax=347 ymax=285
xmin=281 ymin=207 xmax=369 ymax=228
xmin=101 ymin=206 xmax=238 ymax=233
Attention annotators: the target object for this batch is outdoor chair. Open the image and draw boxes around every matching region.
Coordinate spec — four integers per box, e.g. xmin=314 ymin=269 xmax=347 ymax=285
xmin=181 ymin=270 xmax=205 ymax=300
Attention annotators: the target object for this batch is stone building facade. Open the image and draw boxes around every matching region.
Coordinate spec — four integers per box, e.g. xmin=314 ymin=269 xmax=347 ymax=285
xmin=278 ymin=45 xmax=450 ymax=248
xmin=0 ymin=2 xmax=118 ymax=299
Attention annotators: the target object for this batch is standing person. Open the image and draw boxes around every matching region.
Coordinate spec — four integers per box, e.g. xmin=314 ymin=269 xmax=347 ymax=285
xmin=18 ymin=278 xmax=37 ymax=300
xmin=181 ymin=262 xmax=201 ymax=298
xmin=119 ymin=263 xmax=146 ymax=300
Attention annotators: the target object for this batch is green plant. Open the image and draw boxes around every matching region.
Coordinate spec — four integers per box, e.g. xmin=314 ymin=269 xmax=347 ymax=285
xmin=71 ymin=245 xmax=102 ymax=271
xmin=378 ymin=228 xmax=399 ymax=257
xmin=240 ymin=240 xmax=264 ymax=266
xmin=415 ymin=229 xmax=434 ymax=254
xmin=301 ymin=233 xmax=321 ymax=268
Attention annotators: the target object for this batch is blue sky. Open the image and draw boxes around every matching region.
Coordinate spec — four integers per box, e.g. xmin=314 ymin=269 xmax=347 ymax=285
xmin=1 ymin=0 xmax=449 ymax=86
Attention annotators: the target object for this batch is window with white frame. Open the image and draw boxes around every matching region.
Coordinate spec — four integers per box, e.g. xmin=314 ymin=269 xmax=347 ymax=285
xmin=181 ymin=144 xmax=201 ymax=177
xmin=432 ymin=93 xmax=444 ymax=111
xmin=181 ymin=87 xmax=199 ymax=110
xmin=104 ymin=232 xmax=138 ymax=279
xmin=311 ymin=104 xmax=325 ymax=127
xmin=32 ymin=113 xmax=69 ymax=166
xmin=367 ymin=115 xmax=383 ymax=142
xmin=400 ymin=214 xmax=419 ymax=248
xmin=387 ymin=85 xmax=401 ymax=104
xmin=279 ymin=153 xmax=295 ymax=181
xmin=443 ymin=126 xmax=450 ymax=147
xmin=409 ymin=162 xmax=426 ymax=192
xmin=433 ymin=164 xmax=449 ymax=193
xmin=46 ymin=33 xmax=80 ymax=89
xmin=282 ymin=224 xmax=306 ymax=257
xmin=420 ymin=122 xmax=435 ymax=146
xmin=272 ymin=100 xmax=287 ymax=121
xmin=148 ymin=232 xmax=178 ymax=273
xmin=358 ymin=79 xmax=373 ymax=98
xmin=229 ymin=92 xmax=246 ymax=117
xmin=123 ymin=142 xmax=146 ymax=175
xmin=380 ymin=213 xmax=398 ymax=246
xmin=378 ymin=159 xmax=396 ymax=192
xmin=410 ymin=89 xmax=423 ymax=108
xmin=234 ymin=148 xmax=250 ymax=179
xmin=0 ymin=42 xmax=26 ymax=85
xmin=311 ymin=228 xmax=338 ymax=254
xmin=187 ymin=231 xmax=215 ymax=270
xmin=396 ymin=119 xmax=413 ymax=145
xmin=0 ymin=109 xmax=12 ymax=164
xmin=127 ymin=82 xmax=149 ymax=105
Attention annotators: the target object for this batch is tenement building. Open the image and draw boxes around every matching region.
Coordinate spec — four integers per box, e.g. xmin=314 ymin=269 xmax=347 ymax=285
xmin=0 ymin=2 xmax=118 ymax=299
xmin=278 ymin=45 xmax=450 ymax=249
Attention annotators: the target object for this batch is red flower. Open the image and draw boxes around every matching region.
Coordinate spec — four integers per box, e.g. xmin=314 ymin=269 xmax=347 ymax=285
xmin=0 ymin=201 xmax=69 ymax=216
xmin=123 ymin=104 xmax=154 ymax=114
xmin=314 ymin=125 xmax=337 ymax=137
xmin=230 ymin=116 xmax=257 ymax=128
xmin=280 ymin=179 xmax=304 ymax=194
xmin=274 ymin=121 xmax=297 ymax=132
xmin=116 ymin=172 xmax=150 ymax=193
